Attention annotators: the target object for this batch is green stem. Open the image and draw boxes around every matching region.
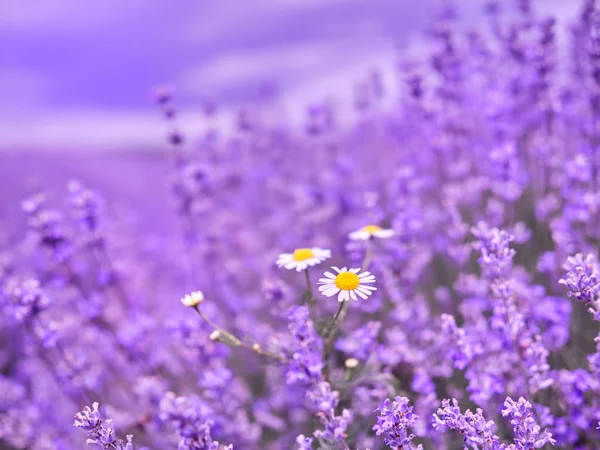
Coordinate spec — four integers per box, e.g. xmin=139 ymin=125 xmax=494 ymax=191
xmin=192 ymin=306 xmax=284 ymax=361
xmin=323 ymin=241 xmax=374 ymax=338
xmin=304 ymin=268 xmax=316 ymax=319
xmin=193 ymin=305 xmax=220 ymax=330
xmin=322 ymin=240 xmax=375 ymax=376
xmin=323 ymin=302 xmax=345 ymax=338
xmin=361 ymin=240 xmax=373 ymax=271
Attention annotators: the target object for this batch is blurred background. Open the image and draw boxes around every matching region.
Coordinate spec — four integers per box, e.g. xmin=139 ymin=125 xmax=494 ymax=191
xmin=0 ymin=0 xmax=578 ymax=152
xmin=0 ymin=0 xmax=581 ymax=226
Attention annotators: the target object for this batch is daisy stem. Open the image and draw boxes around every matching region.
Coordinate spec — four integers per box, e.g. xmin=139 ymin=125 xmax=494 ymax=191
xmin=323 ymin=241 xmax=374 ymax=351
xmin=361 ymin=240 xmax=373 ymax=271
xmin=192 ymin=306 xmax=285 ymax=361
xmin=304 ymin=268 xmax=316 ymax=318
xmin=239 ymin=342 xmax=286 ymax=361
xmin=323 ymin=302 xmax=346 ymax=338
xmin=192 ymin=305 xmax=220 ymax=330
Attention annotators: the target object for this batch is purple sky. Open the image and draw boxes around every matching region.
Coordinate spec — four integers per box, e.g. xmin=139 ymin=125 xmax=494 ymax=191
xmin=0 ymin=0 xmax=579 ymax=151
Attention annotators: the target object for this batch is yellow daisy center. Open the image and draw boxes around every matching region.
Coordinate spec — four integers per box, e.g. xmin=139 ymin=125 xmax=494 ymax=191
xmin=334 ymin=272 xmax=360 ymax=290
xmin=293 ymin=248 xmax=315 ymax=261
xmin=361 ymin=224 xmax=382 ymax=234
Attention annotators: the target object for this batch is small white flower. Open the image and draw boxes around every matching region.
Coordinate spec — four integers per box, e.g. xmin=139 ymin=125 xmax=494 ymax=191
xmin=317 ymin=266 xmax=376 ymax=302
xmin=349 ymin=224 xmax=394 ymax=241
xmin=276 ymin=247 xmax=331 ymax=272
xmin=180 ymin=290 xmax=204 ymax=307
xmin=345 ymin=358 xmax=360 ymax=369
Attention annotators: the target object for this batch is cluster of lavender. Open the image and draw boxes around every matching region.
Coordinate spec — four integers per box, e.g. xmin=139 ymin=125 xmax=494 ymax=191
xmin=2 ymin=0 xmax=600 ymax=448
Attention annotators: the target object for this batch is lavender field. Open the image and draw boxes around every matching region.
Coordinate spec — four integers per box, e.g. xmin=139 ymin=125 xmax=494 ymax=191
xmin=3 ymin=1 xmax=600 ymax=449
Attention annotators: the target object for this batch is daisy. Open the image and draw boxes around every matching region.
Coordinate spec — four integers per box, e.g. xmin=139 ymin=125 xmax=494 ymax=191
xmin=349 ymin=224 xmax=394 ymax=241
xmin=318 ymin=267 xmax=376 ymax=302
xmin=180 ymin=290 xmax=204 ymax=307
xmin=276 ymin=247 xmax=331 ymax=272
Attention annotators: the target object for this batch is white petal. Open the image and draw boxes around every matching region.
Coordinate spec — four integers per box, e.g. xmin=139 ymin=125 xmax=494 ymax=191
xmin=375 ymin=229 xmax=394 ymax=238
xmin=324 ymin=271 xmax=336 ymax=279
xmin=359 ymin=277 xmax=376 ymax=283
xmin=340 ymin=267 xmax=348 ymax=273
xmin=355 ymin=286 xmax=373 ymax=295
xmin=349 ymin=268 xmax=361 ymax=273
xmin=359 ymin=285 xmax=377 ymax=291
xmin=276 ymin=256 xmax=293 ymax=266
xmin=358 ymin=271 xmax=371 ymax=278
xmin=324 ymin=287 xmax=340 ymax=297
xmin=332 ymin=266 xmax=342 ymax=273
xmin=355 ymin=289 xmax=368 ymax=300
xmin=349 ymin=231 xmax=369 ymax=241
xmin=318 ymin=278 xmax=333 ymax=284
xmin=349 ymin=290 xmax=357 ymax=301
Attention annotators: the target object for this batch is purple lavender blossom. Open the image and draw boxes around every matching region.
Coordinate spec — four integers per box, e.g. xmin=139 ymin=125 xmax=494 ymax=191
xmin=286 ymin=305 xmax=323 ymax=385
xmin=471 ymin=222 xmax=516 ymax=280
xmin=336 ymin=321 xmax=381 ymax=361
xmin=433 ymin=399 xmax=504 ymax=449
xmin=74 ymin=402 xmax=134 ymax=449
xmin=373 ymin=396 xmax=422 ymax=450
xmin=5 ymin=278 xmax=51 ymax=323
xmin=501 ymin=397 xmax=555 ymax=449
xmin=559 ymin=253 xmax=600 ymax=314
xmin=4 ymin=1 xmax=600 ymax=449
xmin=440 ymin=314 xmax=482 ymax=370
xmin=159 ymin=392 xmax=232 ymax=450
xmin=307 ymin=381 xmax=352 ymax=442
xmin=21 ymin=194 xmax=73 ymax=262
xmin=296 ymin=434 xmax=313 ymax=449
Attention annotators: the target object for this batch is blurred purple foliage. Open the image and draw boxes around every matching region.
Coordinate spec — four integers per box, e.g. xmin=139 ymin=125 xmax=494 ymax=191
xmin=2 ymin=1 xmax=600 ymax=449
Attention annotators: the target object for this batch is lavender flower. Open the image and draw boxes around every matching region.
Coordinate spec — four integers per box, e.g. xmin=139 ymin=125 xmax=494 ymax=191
xmin=471 ymin=222 xmax=515 ymax=280
xmin=6 ymin=278 xmax=51 ymax=323
xmin=74 ymin=402 xmax=134 ymax=449
xmin=501 ymin=397 xmax=555 ymax=449
xmin=4 ymin=2 xmax=600 ymax=449
xmin=433 ymin=399 xmax=504 ymax=449
xmin=296 ymin=434 xmax=313 ymax=449
xmin=68 ymin=180 xmax=103 ymax=233
xmin=440 ymin=314 xmax=482 ymax=370
xmin=336 ymin=320 xmax=381 ymax=361
xmin=286 ymin=305 xmax=323 ymax=385
xmin=373 ymin=396 xmax=422 ymax=449
xmin=74 ymin=402 xmax=101 ymax=430
xmin=22 ymin=194 xmax=72 ymax=261
xmin=559 ymin=253 xmax=600 ymax=313
xmin=307 ymin=381 xmax=352 ymax=442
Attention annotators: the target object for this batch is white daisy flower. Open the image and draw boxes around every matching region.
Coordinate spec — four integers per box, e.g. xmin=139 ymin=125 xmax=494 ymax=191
xmin=317 ymin=266 xmax=377 ymax=302
xmin=349 ymin=224 xmax=394 ymax=241
xmin=276 ymin=247 xmax=331 ymax=272
xmin=180 ymin=290 xmax=204 ymax=307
